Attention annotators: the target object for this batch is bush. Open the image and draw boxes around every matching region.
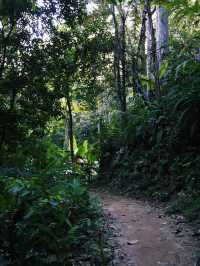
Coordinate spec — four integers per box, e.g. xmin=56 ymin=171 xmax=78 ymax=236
xmin=0 ymin=171 xmax=104 ymax=266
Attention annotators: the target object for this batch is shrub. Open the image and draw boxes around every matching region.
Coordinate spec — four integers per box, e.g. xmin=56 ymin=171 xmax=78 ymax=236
xmin=0 ymin=172 xmax=103 ymax=266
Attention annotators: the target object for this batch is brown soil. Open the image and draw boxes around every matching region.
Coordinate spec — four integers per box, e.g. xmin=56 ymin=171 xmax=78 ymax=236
xmin=97 ymin=191 xmax=199 ymax=266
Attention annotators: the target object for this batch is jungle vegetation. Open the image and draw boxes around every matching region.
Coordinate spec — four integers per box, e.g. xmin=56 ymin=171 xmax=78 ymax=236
xmin=0 ymin=0 xmax=200 ymax=265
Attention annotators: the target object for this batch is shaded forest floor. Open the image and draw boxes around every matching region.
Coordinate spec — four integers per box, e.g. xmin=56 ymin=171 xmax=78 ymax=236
xmin=94 ymin=190 xmax=200 ymax=266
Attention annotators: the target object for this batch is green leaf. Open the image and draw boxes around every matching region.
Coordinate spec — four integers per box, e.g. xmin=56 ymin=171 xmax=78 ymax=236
xmin=68 ymin=136 xmax=78 ymax=154
xmin=77 ymin=140 xmax=88 ymax=157
xmin=159 ymin=60 xmax=169 ymax=79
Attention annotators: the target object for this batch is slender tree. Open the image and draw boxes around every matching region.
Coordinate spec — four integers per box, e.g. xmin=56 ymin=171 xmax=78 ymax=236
xmin=66 ymin=88 xmax=74 ymax=162
xmin=145 ymin=0 xmax=161 ymax=98
xmin=145 ymin=0 xmax=153 ymax=94
xmin=118 ymin=4 xmax=127 ymax=113
xmin=111 ymin=4 xmax=127 ymax=115
xmin=156 ymin=6 xmax=169 ymax=67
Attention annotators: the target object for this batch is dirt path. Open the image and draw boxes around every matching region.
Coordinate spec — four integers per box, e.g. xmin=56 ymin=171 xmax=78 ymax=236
xmin=97 ymin=191 xmax=199 ymax=266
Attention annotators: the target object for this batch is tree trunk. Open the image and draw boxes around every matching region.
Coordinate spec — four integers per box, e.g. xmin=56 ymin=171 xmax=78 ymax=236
xmin=120 ymin=13 xmax=127 ymax=113
xmin=146 ymin=9 xmax=153 ymax=96
xmin=111 ymin=4 xmax=127 ymax=115
xmin=145 ymin=0 xmax=161 ymax=98
xmin=63 ymin=117 xmax=69 ymax=149
xmin=156 ymin=6 xmax=169 ymax=67
xmin=66 ymin=90 xmax=74 ymax=163
xmin=128 ymin=6 xmax=149 ymax=105
xmin=112 ymin=5 xmax=122 ymax=111
xmin=0 ymin=21 xmax=15 ymax=150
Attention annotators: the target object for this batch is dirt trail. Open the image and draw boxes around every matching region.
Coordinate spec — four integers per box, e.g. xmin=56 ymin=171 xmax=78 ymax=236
xmin=97 ymin=191 xmax=199 ymax=266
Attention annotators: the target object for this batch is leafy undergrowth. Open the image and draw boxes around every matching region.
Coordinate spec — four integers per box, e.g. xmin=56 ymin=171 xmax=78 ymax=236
xmin=99 ymin=61 xmax=200 ymax=223
xmin=0 ymin=166 xmax=112 ymax=266
xmin=100 ymin=149 xmax=200 ymax=222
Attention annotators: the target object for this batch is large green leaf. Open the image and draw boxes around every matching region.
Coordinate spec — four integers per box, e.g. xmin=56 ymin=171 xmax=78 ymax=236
xmin=77 ymin=140 xmax=88 ymax=157
xmin=159 ymin=61 xmax=169 ymax=79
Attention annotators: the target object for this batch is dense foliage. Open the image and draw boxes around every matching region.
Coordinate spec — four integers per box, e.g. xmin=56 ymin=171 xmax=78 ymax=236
xmin=100 ymin=54 xmax=200 ymax=221
xmin=0 ymin=172 xmax=103 ymax=266
xmin=0 ymin=0 xmax=200 ymax=264
xmin=0 ymin=0 xmax=110 ymax=265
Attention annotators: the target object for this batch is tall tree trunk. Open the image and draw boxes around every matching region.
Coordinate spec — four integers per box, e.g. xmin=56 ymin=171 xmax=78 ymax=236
xmin=146 ymin=9 xmax=153 ymax=96
xmin=111 ymin=4 xmax=127 ymax=115
xmin=127 ymin=6 xmax=149 ymax=105
xmin=120 ymin=12 xmax=127 ymax=113
xmin=137 ymin=6 xmax=147 ymax=57
xmin=66 ymin=90 xmax=74 ymax=163
xmin=112 ymin=5 xmax=122 ymax=112
xmin=0 ymin=22 xmax=15 ymax=151
xmin=156 ymin=6 xmax=169 ymax=67
xmin=63 ymin=117 xmax=69 ymax=149
xmin=146 ymin=0 xmax=161 ymax=98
